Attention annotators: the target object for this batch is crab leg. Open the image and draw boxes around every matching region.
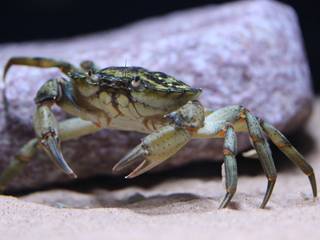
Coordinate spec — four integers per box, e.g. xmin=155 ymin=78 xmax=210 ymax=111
xmin=3 ymin=57 xmax=78 ymax=80
xmin=0 ymin=118 xmax=100 ymax=192
xmin=195 ymin=106 xmax=316 ymax=208
xmin=219 ymin=125 xmax=238 ymax=209
xmin=244 ymin=109 xmax=277 ymax=208
xmin=2 ymin=57 xmax=80 ymax=113
xmin=261 ymin=121 xmax=317 ymax=197
xmin=194 ymin=106 xmax=277 ymax=208
xmin=0 ymin=139 xmax=38 ymax=192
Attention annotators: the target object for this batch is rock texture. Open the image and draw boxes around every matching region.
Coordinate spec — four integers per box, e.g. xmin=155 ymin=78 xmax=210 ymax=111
xmin=0 ymin=0 xmax=313 ymax=190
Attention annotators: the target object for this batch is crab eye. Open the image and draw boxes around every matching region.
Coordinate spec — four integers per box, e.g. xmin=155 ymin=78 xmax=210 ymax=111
xmin=131 ymin=76 xmax=141 ymax=88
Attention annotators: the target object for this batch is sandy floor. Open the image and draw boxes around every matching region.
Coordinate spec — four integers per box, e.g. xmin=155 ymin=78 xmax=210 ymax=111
xmin=0 ymin=101 xmax=320 ymax=240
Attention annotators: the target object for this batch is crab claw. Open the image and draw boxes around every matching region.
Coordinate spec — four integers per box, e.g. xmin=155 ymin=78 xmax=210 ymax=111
xmin=113 ymin=126 xmax=192 ymax=179
xmin=125 ymin=160 xmax=157 ymax=179
xmin=34 ymin=104 xmax=77 ymax=178
xmin=113 ymin=143 xmax=168 ymax=179
xmin=112 ymin=144 xmax=161 ymax=179
xmin=112 ymin=143 xmax=147 ymax=173
xmin=40 ymin=134 xmax=77 ymax=178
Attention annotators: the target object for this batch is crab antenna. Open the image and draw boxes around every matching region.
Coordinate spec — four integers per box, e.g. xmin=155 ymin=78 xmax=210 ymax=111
xmin=124 ymin=58 xmax=128 ymax=78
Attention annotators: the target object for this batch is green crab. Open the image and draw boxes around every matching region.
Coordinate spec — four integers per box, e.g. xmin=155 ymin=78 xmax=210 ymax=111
xmin=0 ymin=57 xmax=317 ymax=208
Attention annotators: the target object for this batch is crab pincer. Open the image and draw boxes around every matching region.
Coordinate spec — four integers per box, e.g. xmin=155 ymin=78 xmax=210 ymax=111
xmin=34 ymin=104 xmax=77 ymax=178
xmin=113 ymin=126 xmax=192 ymax=178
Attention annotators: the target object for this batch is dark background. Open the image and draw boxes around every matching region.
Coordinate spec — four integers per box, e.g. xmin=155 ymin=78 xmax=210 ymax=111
xmin=1 ymin=0 xmax=319 ymax=91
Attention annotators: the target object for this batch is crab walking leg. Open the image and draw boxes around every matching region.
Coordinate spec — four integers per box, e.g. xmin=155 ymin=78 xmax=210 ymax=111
xmin=2 ymin=57 xmax=80 ymax=113
xmin=219 ymin=125 xmax=238 ymax=209
xmin=244 ymin=109 xmax=277 ymax=208
xmin=198 ymin=106 xmax=277 ymax=208
xmin=113 ymin=126 xmax=192 ymax=178
xmin=3 ymin=57 xmax=79 ymax=80
xmin=0 ymin=118 xmax=100 ymax=192
xmin=261 ymin=121 xmax=317 ymax=197
xmin=0 ymin=139 xmax=38 ymax=192
xmin=194 ymin=106 xmax=245 ymax=208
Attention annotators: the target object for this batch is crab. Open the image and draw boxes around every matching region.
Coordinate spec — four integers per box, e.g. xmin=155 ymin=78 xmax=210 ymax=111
xmin=0 ymin=57 xmax=317 ymax=208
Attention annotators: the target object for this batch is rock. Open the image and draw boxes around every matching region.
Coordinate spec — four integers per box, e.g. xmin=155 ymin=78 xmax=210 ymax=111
xmin=0 ymin=0 xmax=313 ymax=190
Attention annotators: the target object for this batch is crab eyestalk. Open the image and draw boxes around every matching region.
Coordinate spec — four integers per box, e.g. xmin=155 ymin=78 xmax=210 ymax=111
xmin=34 ymin=104 xmax=77 ymax=178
